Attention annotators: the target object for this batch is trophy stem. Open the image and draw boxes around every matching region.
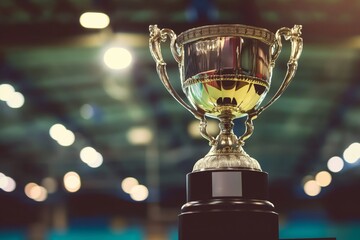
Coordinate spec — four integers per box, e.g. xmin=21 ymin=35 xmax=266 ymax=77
xmin=192 ymin=113 xmax=261 ymax=172
xmin=218 ymin=114 xmax=235 ymax=135
xmin=216 ymin=113 xmax=238 ymax=152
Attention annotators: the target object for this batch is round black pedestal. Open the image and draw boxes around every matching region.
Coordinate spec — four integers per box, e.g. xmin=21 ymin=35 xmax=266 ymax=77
xmin=179 ymin=169 xmax=278 ymax=240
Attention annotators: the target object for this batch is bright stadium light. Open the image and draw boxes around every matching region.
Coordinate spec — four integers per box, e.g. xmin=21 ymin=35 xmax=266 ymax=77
xmin=79 ymin=12 xmax=110 ymax=29
xmin=103 ymin=47 xmax=132 ymax=70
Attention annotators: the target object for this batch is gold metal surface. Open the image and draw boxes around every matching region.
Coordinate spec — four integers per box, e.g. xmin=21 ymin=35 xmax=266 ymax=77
xmin=184 ymin=74 xmax=269 ymax=118
xmin=149 ymin=24 xmax=303 ymax=171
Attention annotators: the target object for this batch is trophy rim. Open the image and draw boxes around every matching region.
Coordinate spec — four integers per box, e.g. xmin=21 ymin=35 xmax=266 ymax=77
xmin=177 ymin=24 xmax=275 ymax=46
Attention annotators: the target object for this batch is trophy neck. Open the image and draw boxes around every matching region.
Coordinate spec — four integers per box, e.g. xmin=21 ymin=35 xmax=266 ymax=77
xmin=192 ymin=114 xmax=262 ymax=172
xmin=218 ymin=114 xmax=234 ymax=134
xmin=216 ymin=114 xmax=239 ymax=151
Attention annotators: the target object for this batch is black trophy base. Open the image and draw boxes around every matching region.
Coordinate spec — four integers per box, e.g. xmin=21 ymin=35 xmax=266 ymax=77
xmin=179 ymin=169 xmax=279 ymax=240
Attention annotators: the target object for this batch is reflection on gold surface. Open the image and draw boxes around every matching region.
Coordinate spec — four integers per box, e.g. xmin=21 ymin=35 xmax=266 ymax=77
xmin=184 ymin=74 xmax=269 ymax=118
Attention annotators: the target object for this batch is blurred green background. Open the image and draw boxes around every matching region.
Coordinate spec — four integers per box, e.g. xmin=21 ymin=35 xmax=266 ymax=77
xmin=0 ymin=0 xmax=360 ymax=239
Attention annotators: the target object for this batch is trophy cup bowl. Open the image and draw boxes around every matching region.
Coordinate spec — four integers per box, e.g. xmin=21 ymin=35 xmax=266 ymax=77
xmin=149 ymin=24 xmax=303 ymax=172
xmin=149 ymin=24 xmax=303 ymax=240
xmin=178 ymin=25 xmax=273 ymax=119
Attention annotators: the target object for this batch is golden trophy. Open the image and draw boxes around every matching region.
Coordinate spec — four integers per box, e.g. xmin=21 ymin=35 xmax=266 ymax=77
xmin=149 ymin=24 xmax=303 ymax=240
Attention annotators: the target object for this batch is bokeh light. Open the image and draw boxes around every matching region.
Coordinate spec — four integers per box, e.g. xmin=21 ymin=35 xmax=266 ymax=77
xmin=49 ymin=124 xmax=67 ymax=140
xmin=126 ymin=127 xmax=153 ymax=145
xmin=41 ymin=177 xmax=58 ymax=194
xmin=315 ymin=171 xmax=332 ymax=187
xmin=25 ymin=182 xmax=38 ymax=198
xmin=56 ymin=129 xmax=75 ymax=147
xmin=0 ymin=84 xmax=25 ymax=108
xmin=34 ymin=186 xmax=48 ymax=202
xmin=80 ymin=104 xmax=95 ymax=119
xmin=188 ymin=120 xmax=219 ymax=139
xmin=130 ymin=184 xmax=149 ymax=201
xmin=6 ymin=91 xmax=25 ymax=108
xmin=1 ymin=176 xmax=16 ymax=192
xmin=80 ymin=146 xmax=97 ymax=162
xmin=0 ymin=173 xmax=16 ymax=192
xmin=327 ymin=156 xmax=344 ymax=173
xmin=24 ymin=182 xmax=48 ymax=202
xmin=121 ymin=177 xmax=139 ymax=194
xmin=49 ymin=124 xmax=75 ymax=147
xmin=3 ymin=177 xmax=16 ymax=192
xmin=80 ymin=146 xmax=103 ymax=168
xmin=63 ymin=171 xmax=81 ymax=193
xmin=343 ymin=142 xmax=360 ymax=163
xmin=29 ymin=185 xmax=42 ymax=200
xmin=87 ymin=152 xmax=103 ymax=168
xmin=0 ymin=173 xmax=8 ymax=189
xmin=79 ymin=12 xmax=110 ymax=29
xmin=103 ymin=47 xmax=132 ymax=70
xmin=304 ymin=180 xmax=321 ymax=197
xmin=0 ymin=84 xmax=15 ymax=101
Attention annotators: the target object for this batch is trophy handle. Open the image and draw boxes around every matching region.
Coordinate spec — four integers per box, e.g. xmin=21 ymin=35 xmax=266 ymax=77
xmin=239 ymin=25 xmax=303 ymax=144
xmin=149 ymin=25 xmax=216 ymax=145
xmin=257 ymin=25 xmax=303 ymax=115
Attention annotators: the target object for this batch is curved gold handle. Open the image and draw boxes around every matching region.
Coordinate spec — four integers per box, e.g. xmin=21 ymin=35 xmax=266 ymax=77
xmin=149 ymin=25 xmax=216 ymax=145
xmin=257 ymin=25 xmax=303 ymax=115
xmin=239 ymin=25 xmax=303 ymax=144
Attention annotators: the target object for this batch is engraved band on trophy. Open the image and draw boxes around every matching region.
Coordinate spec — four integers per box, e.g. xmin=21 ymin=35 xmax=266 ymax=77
xmin=149 ymin=24 xmax=303 ymax=240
